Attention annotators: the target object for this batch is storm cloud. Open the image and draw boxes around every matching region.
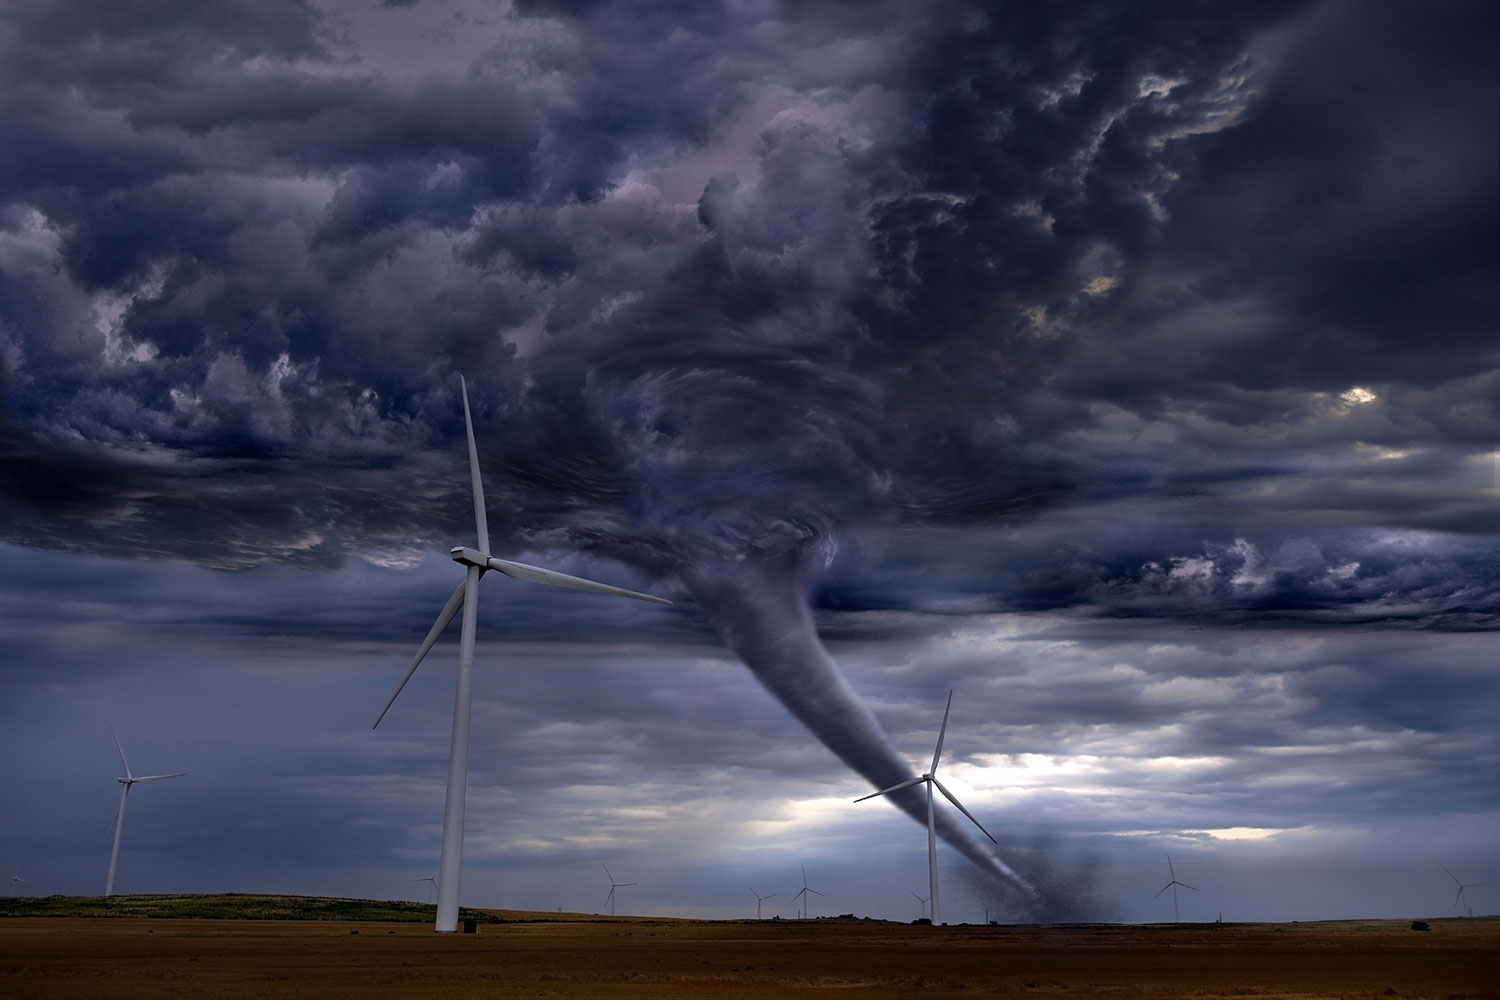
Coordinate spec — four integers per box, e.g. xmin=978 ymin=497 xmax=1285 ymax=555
xmin=1 ymin=0 xmax=1495 ymax=921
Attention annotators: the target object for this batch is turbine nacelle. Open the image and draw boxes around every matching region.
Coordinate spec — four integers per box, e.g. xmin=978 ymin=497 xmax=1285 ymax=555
xmin=450 ymin=546 xmax=489 ymax=569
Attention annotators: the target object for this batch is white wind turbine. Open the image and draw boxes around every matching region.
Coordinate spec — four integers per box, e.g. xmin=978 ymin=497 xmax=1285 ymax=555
xmin=1154 ymin=855 xmax=1198 ymax=922
xmin=603 ymin=864 xmax=636 ymax=916
xmin=371 ymin=376 xmax=671 ymax=933
xmin=1444 ymin=866 xmax=1487 ymax=918
xmin=854 ymin=690 xmax=997 ymax=926
xmin=6 ymin=870 xmax=27 ymax=896
xmin=105 ymin=726 xmax=186 ymax=897
xmin=412 ymin=875 xmax=438 ymax=904
xmin=791 ymin=865 xmax=825 ymax=919
xmin=910 ymin=890 xmax=930 ymax=921
xmin=749 ymin=885 xmax=776 ymax=919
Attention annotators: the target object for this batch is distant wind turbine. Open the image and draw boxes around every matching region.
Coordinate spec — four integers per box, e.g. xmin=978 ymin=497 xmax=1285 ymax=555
xmin=910 ymin=890 xmax=930 ymax=921
xmin=412 ymin=875 xmax=438 ymax=904
xmin=1154 ymin=856 xmax=1199 ymax=922
xmin=791 ymin=865 xmax=825 ymax=920
xmin=371 ymin=375 xmax=671 ymax=933
xmin=1444 ymin=866 xmax=1487 ymax=918
xmin=6 ymin=870 xmax=26 ymax=896
xmin=603 ymin=864 xmax=636 ymax=916
xmin=105 ymin=726 xmax=186 ymax=897
xmin=854 ymin=690 xmax=997 ymax=926
xmin=749 ymin=885 xmax=776 ymax=919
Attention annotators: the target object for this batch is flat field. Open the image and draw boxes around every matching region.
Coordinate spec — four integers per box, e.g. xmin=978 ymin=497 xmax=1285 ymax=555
xmin=2 ymin=908 xmax=1496 ymax=999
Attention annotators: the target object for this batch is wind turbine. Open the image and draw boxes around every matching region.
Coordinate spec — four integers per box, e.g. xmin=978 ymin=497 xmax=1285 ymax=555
xmin=1154 ymin=855 xmax=1199 ymax=922
xmin=854 ymin=690 xmax=997 ymax=926
xmin=910 ymin=890 xmax=930 ymax=921
xmin=1444 ymin=866 xmax=1487 ymax=918
xmin=104 ymin=726 xmax=186 ymax=897
xmin=6 ymin=870 xmax=26 ymax=896
xmin=603 ymin=864 xmax=636 ymax=916
xmin=371 ymin=376 xmax=671 ymax=933
xmin=749 ymin=885 xmax=776 ymax=919
xmin=791 ymin=865 xmax=825 ymax=919
xmin=412 ymin=875 xmax=438 ymax=904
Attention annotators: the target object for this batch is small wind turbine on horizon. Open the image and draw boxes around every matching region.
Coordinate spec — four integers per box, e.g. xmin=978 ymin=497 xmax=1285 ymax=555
xmin=603 ymin=864 xmax=636 ymax=916
xmin=749 ymin=886 xmax=776 ymax=919
xmin=791 ymin=865 xmax=825 ymax=920
xmin=854 ymin=690 xmax=998 ymax=926
xmin=6 ymin=870 xmax=26 ymax=896
xmin=1444 ymin=866 xmax=1487 ymax=918
xmin=1154 ymin=855 xmax=1199 ymax=923
xmin=371 ymin=375 xmax=671 ymax=933
xmin=911 ymin=890 xmax=930 ymax=921
xmin=412 ymin=875 xmax=438 ymax=904
xmin=105 ymin=726 xmax=186 ymax=897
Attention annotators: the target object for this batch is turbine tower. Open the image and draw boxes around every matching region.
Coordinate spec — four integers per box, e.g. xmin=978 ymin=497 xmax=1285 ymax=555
xmin=372 ymin=376 xmax=671 ymax=933
xmin=791 ymin=865 xmax=825 ymax=919
xmin=104 ymin=726 xmax=186 ymax=897
xmin=1154 ymin=855 xmax=1199 ymax=922
xmin=854 ymin=690 xmax=997 ymax=926
xmin=603 ymin=864 xmax=636 ymax=916
xmin=910 ymin=890 xmax=930 ymax=921
xmin=749 ymin=885 xmax=776 ymax=919
xmin=1444 ymin=866 xmax=1487 ymax=918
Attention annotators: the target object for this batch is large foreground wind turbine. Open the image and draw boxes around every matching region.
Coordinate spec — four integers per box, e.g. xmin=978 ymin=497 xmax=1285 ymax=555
xmin=855 ymin=690 xmax=997 ymax=926
xmin=1444 ymin=866 xmax=1487 ymax=918
xmin=1154 ymin=856 xmax=1199 ymax=922
xmin=372 ymin=376 xmax=671 ymax=933
xmin=603 ymin=865 xmax=636 ymax=916
xmin=105 ymin=726 xmax=186 ymax=897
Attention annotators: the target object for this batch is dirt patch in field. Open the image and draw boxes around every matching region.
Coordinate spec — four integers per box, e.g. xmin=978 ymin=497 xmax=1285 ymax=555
xmin=2 ymin=915 xmax=1496 ymax=999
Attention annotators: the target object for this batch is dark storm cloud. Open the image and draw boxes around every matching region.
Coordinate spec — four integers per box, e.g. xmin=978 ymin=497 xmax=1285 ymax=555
xmin=1 ymin=0 xmax=1495 ymax=917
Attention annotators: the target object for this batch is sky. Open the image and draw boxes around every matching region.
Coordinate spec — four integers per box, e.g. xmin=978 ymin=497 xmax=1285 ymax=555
xmin=0 ymin=0 xmax=1496 ymax=925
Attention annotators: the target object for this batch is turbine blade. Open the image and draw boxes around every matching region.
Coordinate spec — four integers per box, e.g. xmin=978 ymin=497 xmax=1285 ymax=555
xmin=1454 ymin=887 xmax=1464 ymax=908
xmin=1168 ymin=856 xmax=1177 ymax=880
xmin=460 ymin=375 xmax=489 ymax=556
xmin=603 ymin=864 xmax=614 ymax=882
xmin=485 ymin=556 xmax=671 ymax=605
xmin=931 ymin=690 xmax=953 ymax=774
xmin=1179 ymin=882 xmax=1200 ymax=892
xmin=133 ymin=772 xmax=187 ymax=782
xmin=1442 ymin=865 xmax=1461 ymax=886
xmin=853 ymin=775 xmax=925 ymax=802
xmin=808 ymin=888 xmax=826 ymax=897
xmin=109 ymin=725 xmax=132 ymax=780
xmin=372 ymin=579 xmax=467 ymax=728
xmin=619 ymin=882 xmax=638 ymax=887
xmin=932 ymin=776 xmax=998 ymax=844
xmin=1154 ymin=883 xmax=1172 ymax=898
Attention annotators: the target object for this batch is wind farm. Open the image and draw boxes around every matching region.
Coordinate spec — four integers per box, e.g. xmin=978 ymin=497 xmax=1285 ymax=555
xmin=0 ymin=0 xmax=1494 ymax=994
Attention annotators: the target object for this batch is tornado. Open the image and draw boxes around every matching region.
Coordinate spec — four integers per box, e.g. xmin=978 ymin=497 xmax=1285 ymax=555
xmin=678 ymin=545 xmax=1039 ymax=912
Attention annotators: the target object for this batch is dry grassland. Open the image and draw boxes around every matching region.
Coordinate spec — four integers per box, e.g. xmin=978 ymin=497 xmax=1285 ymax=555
xmin=2 ymin=913 xmax=1496 ymax=999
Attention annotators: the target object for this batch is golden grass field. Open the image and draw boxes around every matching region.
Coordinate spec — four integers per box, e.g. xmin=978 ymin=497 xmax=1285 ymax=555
xmin=2 ymin=901 xmax=1496 ymax=999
